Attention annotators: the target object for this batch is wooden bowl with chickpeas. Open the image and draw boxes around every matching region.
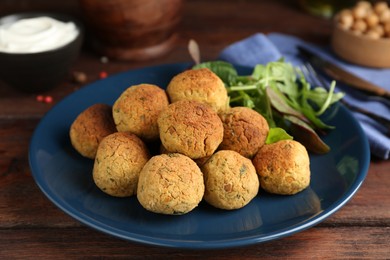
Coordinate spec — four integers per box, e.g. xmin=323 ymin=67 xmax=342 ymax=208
xmin=332 ymin=1 xmax=390 ymax=68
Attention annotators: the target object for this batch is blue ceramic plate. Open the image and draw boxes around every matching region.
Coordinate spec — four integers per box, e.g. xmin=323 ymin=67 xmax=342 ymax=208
xmin=29 ymin=63 xmax=370 ymax=249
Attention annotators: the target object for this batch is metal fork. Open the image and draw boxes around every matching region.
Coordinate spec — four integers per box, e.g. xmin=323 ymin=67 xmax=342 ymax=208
xmin=298 ymin=62 xmax=390 ymax=135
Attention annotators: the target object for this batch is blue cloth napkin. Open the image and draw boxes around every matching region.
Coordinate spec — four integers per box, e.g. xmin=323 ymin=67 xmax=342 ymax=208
xmin=219 ymin=33 xmax=390 ymax=160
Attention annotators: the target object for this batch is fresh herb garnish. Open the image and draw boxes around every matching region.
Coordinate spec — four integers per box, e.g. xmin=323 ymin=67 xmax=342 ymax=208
xmin=193 ymin=60 xmax=344 ymax=153
xmin=265 ymin=127 xmax=293 ymax=145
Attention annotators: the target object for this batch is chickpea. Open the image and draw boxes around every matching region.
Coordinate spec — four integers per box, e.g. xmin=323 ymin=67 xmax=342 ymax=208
xmin=351 ymin=29 xmax=363 ymax=36
xmin=372 ymin=24 xmax=385 ymax=36
xmin=374 ymin=1 xmax=388 ymax=15
xmin=365 ymin=11 xmax=379 ymax=27
xmin=352 ymin=5 xmax=369 ymax=19
xmin=365 ymin=29 xmax=381 ymax=39
xmin=351 ymin=19 xmax=368 ymax=32
xmin=338 ymin=9 xmax=354 ymax=29
xmin=379 ymin=9 xmax=390 ymax=23
xmin=356 ymin=1 xmax=372 ymax=10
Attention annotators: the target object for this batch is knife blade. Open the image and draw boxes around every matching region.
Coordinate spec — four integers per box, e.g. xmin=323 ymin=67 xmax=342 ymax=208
xmin=297 ymin=45 xmax=390 ymax=100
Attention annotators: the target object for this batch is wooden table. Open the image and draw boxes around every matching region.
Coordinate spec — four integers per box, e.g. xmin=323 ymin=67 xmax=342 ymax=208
xmin=0 ymin=1 xmax=389 ymax=258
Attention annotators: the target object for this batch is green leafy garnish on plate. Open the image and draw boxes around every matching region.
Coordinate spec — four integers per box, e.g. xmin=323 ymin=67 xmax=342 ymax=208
xmin=265 ymin=127 xmax=293 ymax=144
xmin=193 ymin=60 xmax=344 ymax=154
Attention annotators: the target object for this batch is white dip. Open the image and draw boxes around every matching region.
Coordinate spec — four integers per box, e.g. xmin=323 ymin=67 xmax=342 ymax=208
xmin=0 ymin=16 xmax=78 ymax=53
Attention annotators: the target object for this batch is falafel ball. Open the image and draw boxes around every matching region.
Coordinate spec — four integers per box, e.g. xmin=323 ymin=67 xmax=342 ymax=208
xmin=202 ymin=150 xmax=259 ymax=210
xmin=252 ymin=140 xmax=310 ymax=195
xmin=166 ymin=68 xmax=229 ymax=113
xmin=93 ymin=132 xmax=150 ymax=197
xmin=112 ymin=83 xmax=169 ymax=141
xmin=70 ymin=103 xmax=117 ymax=159
xmin=157 ymin=100 xmax=224 ymax=159
xmin=219 ymin=106 xmax=269 ymax=158
xmin=137 ymin=153 xmax=205 ymax=215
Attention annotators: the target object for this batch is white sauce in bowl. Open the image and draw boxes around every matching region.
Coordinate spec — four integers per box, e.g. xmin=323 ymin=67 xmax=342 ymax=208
xmin=0 ymin=16 xmax=78 ymax=53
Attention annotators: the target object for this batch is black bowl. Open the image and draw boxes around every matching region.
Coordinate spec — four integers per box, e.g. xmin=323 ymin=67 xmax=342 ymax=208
xmin=0 ymin=12 xmax=84 ymax=93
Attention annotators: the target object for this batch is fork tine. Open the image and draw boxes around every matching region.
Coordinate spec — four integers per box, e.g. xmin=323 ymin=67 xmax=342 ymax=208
xmin=305 ymin=62 xmax=327 ymax=88
xmin=296 ymin=63 xmax=316 ymax=86
xmin=299 ymin=62 xmax=327 ymax=89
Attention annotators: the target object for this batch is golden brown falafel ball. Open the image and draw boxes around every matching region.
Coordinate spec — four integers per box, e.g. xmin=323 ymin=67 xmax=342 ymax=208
xmin=70 ymin=103 xmax=117 ymax=159
xmin=166 ymin=68 xmax=229 ymax=113
xmin=137 ymin=153 xmax=205 ymax=215
xmin=202 ymin=150 xmax=259 ymax=210
xmin=157 ymin=100 xmax=224 ymax=159
xmin=219 ymin=107 xmax=269 ymax=158
xmin=112 ymin=84 xmax=169 ymax=141
xmin=252 ymin=140 xmax=310 ymax=195
xmin=93 ymin=132 xmax=150 ymax=197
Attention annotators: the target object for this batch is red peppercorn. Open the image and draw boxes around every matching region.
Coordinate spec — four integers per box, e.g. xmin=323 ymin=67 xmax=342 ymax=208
xmin=44 ymin=96 xmax=53 ymax=103
xmin=99 ymin=71 xmax=108 ymax=79
xmin=36 ymin=95 xmax=44 ymax=102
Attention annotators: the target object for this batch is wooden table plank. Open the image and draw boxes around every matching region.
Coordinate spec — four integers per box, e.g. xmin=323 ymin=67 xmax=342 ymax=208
xmin=0 ymin=227 xmax=388 ymax=259
xmin=329 ymin=161 xmax=390 ymax=226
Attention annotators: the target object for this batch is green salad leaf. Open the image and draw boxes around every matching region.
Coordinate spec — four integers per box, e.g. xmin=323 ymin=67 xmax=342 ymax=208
xmin=193 ymin=61 xmax=238 ymax=85
xmin=266 ymin=127 xmax=293 ymax=144
xmin=193 ymin=59 xmax=344 ymax=153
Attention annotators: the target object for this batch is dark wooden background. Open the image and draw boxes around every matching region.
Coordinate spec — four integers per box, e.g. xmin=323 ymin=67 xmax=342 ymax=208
xmin=0 ymin=0 xmax=389 ymax=259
